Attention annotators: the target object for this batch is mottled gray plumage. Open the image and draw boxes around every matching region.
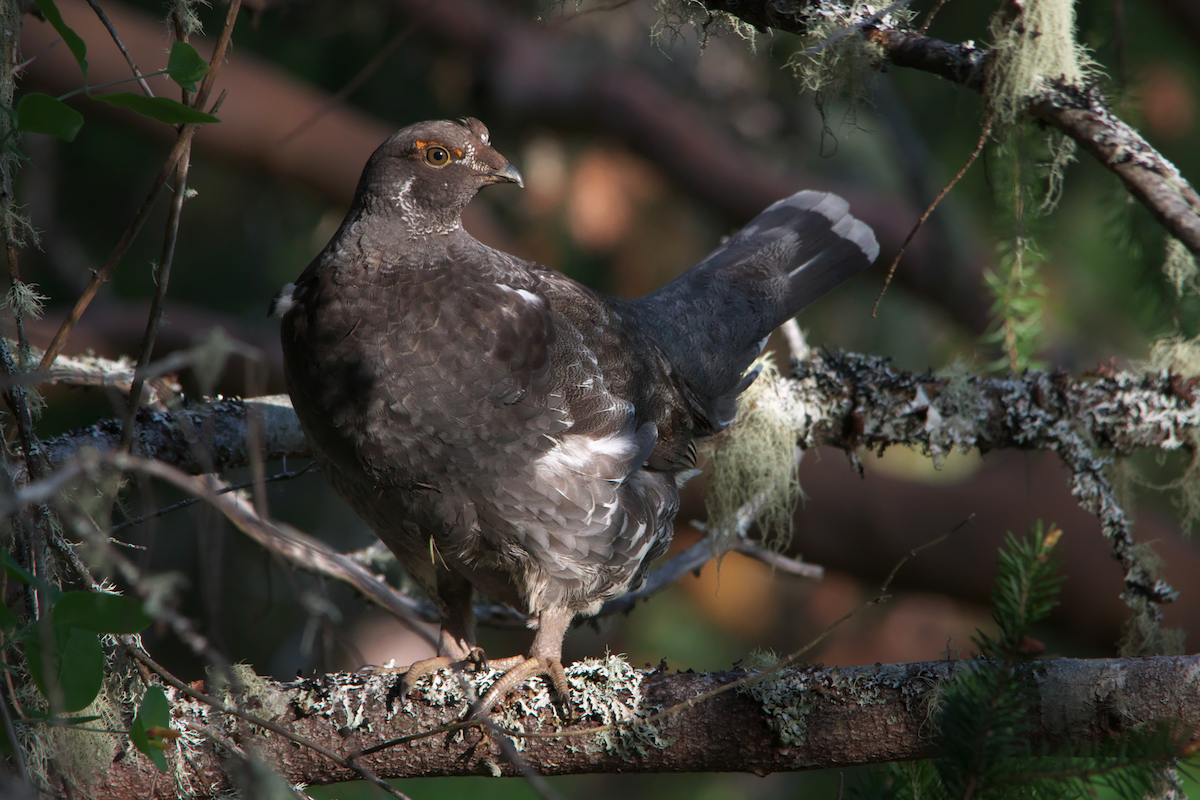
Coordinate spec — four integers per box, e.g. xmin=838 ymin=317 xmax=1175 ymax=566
xmin=277 ymin=118 xmax=878 ymax=709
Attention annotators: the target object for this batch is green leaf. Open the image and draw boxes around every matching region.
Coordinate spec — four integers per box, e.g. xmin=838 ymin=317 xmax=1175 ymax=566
xmin=93 ymin=93 xmax=219 ymax=125
xmin=33 ymin=0 xmax=87 ymax=80
xmin=166 ymin=41 xmax=209 ymax=92
xmin=25 ymin=627 xmax=104 ymax=712
xmin=2 ymin=551 xmax=35 ymax=586
xmin=0 ymin=603 xmax=17 ymax=633
xmin=52 ymin=591 xmax=151 ymax=634
xmin=129 ymin=687 xmax=170 ymax=772
xmin=1 ymin=551 xmax=62 ymax=603
xmin=15 ymin=93 xmax=84 ymax=141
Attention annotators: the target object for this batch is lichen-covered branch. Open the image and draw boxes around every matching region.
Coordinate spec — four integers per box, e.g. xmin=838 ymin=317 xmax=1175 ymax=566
xmin=1027 ymin=83 xmax=1200 ymax=258
xmin=78 ymin=654 xmax=1200 ymax=797
xmin=789 ymin=351 xmax=1186 ymax=627
xmin=696 ymin=3 xmax=1200 ymax=257
xmin=27 ymin=352 xmax=1200 ymax=635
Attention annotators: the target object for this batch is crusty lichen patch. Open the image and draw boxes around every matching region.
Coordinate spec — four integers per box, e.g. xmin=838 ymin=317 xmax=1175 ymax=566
xmin=458 ymin=655 xmax=671 ymax=757
xmin=292 ymin=668 xmax=407 ymax=731
xmin=292 ymin=654 xmax=670 ymax=758
xmin=743 ymin=660 xmax=939 ymax=752
xmin=742 ymin=667 xmax=818 ymax=747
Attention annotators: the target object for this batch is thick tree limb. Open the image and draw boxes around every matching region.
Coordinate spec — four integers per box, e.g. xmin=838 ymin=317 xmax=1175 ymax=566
xmin=78 ymin=654 xmax=1200 ymax=797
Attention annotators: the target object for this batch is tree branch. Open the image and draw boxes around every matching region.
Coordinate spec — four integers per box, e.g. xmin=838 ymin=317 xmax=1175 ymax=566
xmin=790 ymin=351 xmax=1185 ymax=622
xmin=25 ymin=352 xmax=1199 ymax=632
xmin=697 ymin=3 xmax=1200 ymax=257
xmin=79 ymin=654 xmax=1200 ymax=797
xmin=32 ymin=394 xmax=307 ymax=481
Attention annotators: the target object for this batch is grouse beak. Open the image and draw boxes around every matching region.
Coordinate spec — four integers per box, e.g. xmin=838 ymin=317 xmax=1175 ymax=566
xmin=489 ymin=162 xmax=524 ymax=188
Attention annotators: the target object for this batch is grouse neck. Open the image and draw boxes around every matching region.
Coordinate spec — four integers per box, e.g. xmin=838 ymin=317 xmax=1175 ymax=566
xmin=337 ymin=191 xmax=469 ymax=251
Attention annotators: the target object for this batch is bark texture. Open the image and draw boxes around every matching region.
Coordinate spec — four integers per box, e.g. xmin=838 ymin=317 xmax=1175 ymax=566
xmin=77 ymin=654 xmax=1200 ymax=798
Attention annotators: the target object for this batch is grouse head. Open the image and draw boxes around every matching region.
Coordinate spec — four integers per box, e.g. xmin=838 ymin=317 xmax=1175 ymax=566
xmin=353 ymin=117 xmax=523 ymax=239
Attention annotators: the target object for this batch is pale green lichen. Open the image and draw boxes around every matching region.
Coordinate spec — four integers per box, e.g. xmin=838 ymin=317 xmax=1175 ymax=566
xmin=1137 ymin=333 xmax=1200 ymax=533
xmin=57 ymin=691 xmax=125 ymax=791
xmin=787 ymin=2 xmax=915 ymax=129
xmin=1164 ymin=237 xmax=1200 ymax=298
xmin=984 ymin=0 xmax=1093 ymax=211
xmin=651 ymin=0 xmax=917 ymax=125
xmin=488 ymin=655 xmax=671 ymax=757
xmin=741 ymin=666 xmax=816 ymax=748
xmin=932 ymin=359 xmax=991 ymax=460
xmin=4 ymin=281 xmax=47 ymax=321
xmin=397 ymin=654 xmax=670 ymax=757
xmin=24 ymin=641 xmax=159 ymax=796
xmin=1118 ymin=593 xmax=1186 ymax=658
xmin=985 ymin=0 xmax=1095 ymax=130
xmin=651 ymin=0 xmax=758 ymax=50
xmin=231 ymin=663 xmax=290 ymax=723
xmin=705 ymin=356 xmax=803 ymax=555
xmin=168 ymin=0 xmax=208 ymax=37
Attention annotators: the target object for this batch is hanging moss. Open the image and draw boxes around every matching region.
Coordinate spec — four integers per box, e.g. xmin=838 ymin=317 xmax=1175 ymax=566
xmin=705 ymin=355 xmax=802 ymax=555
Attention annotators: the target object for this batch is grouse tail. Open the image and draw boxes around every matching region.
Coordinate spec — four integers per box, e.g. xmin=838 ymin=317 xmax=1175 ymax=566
xmin=629 ymin=191 xmax=878 ymax=430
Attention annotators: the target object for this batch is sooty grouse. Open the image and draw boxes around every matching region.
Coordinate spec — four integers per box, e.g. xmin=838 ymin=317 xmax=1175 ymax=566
xmin=275 ymin=117 xmax=878 ymax=714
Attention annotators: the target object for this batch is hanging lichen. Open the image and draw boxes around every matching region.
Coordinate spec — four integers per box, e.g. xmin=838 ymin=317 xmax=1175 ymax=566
xmin=651 ymin=0 xmax=758 ymax=50
xmin=984 ymin=0 xmax=1095 ymax=129
xmin=705 ymin=355 xmax=803 ymax=555
xmin=1163 ymin=236 xmax=1199 ymax=298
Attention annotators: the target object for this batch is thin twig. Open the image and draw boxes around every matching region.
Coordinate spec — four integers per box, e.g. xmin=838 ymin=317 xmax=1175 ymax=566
xmin=731 ymin=537 xmax=823 ymax=579
xmin=486 ymin=722 xmax=566 ymax=800
xmin=276 ymin=3 xmax=433 ymax=146
xmin=120 ymin=141 xmax=191 ymax=451
xmin=39 ymin=131 xmax=190 ymax=370
xmin=0 ymin=674 xmax=31 ymax=790
xmin=918 ymin=0 xmax=951 ymax=35
xmin=13 ymin=36 xmax=61 ymax=72
xmin=193 ymin=0 xmax=241 ymax=112
xmin=780 ymin=317 xmax=810 ymax=362
xmin=38 ymin=0 xmax=243 ymax=371
xmin=61 ymin=449 xmax=442 ymax=650
xmin=109 ymin=463 xmax=319 ymax=535
xmin=872 ymin=118 xmax=992 ymax=316
xmin=84 ymin=0 xmax=154 ymax=97
xmin=361 ymin=516 xmax=965 ymax=755
xmin=542 ymin=0 xmax=637 ymax=26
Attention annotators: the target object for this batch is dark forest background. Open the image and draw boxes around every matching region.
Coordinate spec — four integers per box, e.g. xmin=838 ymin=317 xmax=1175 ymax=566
xmin=11 ymin=0 xmax=1200 ymax=796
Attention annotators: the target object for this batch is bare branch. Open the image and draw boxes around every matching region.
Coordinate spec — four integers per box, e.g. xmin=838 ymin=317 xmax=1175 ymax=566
xmin=35 ymin=394 xmax=308 ymax=478
xmin=77 ymin=654 xmax=1200 ymax=797
xmin=83 ymin=0 xmax=154 ymax=97
xmin=120 ymin=138 xmax=192 ymax=449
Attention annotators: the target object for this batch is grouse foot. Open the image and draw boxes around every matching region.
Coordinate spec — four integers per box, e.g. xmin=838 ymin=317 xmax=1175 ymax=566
xmin=397 ymin=650 xmax=532 ymax=704
xmin=470 ymin=656 xmax=571 ymax=721
xmin=398 ymin=647 xmax=491 ymax=700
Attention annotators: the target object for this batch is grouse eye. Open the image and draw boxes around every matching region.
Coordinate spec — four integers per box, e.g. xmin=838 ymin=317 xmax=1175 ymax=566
xmin=425 ymin=146 xmax=450 ymax=167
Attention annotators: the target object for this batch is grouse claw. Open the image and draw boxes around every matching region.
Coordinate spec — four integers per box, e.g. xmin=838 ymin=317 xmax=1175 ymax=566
xmin=469 ymin=656 xmax=573 ymax=721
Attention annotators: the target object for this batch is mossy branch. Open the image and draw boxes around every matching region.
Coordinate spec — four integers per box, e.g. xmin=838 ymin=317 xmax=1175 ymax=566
xmin=62 ymin=654 xmax=1200 ymax=797
xmin=14 ymin=351 xmax=1199 ymax=652
xmin=691 ymin=2 xmax=1200 ymax=258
